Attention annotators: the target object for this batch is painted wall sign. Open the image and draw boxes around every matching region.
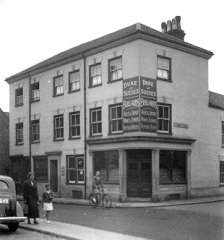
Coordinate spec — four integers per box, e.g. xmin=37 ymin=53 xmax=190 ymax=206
xmin=123 ymin=76 xmax=157 ymax=132
xmin=123 ymin=77 xmax=140 ymax=132
xmin=173 ymin=122 xmax=188 ymax=129
xmin=140 ymin=77 xmax=157 ymax=132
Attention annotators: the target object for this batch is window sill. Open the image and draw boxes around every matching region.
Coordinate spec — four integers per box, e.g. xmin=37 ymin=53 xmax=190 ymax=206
xmin=53 ymin=93 xmax=64 ymax=98
xmin=157 ymin=131 xmax=173 ymax=135
xmin=53 ymin=138 xmax=64 ymax=142
xmin=68 ymin=136 xmax=81 ymax=140
xmin=68 ymin=89 xmax=81 ymax=94
xmin=88 ymin=83 xmax=102 ymax=89
xmin=32 ymin=141 xmax=40 ymax=144
xmin=159 ymin=182 xmax=187 ymax=185
xmin=107 ymin=78 xmax=123 ymax=84
xmin=108 ymin=131 xmax=123 ymax=136
xmin=31 ymin=99 xmax=40 ymax=103
xmin=16 ymin=143 xmax=24 ymax=146
xmin=103 ymin=182 xmax=119 ymax=185
xmin=156 ymin=77 xmax=172 ymax=83
xmin=15 ymin=103 xmax=24 ymax=107
xmin=66 ymin=182 xmax=85 ymax=185
xmin=89 ymin=134 xmax=103 ymax=138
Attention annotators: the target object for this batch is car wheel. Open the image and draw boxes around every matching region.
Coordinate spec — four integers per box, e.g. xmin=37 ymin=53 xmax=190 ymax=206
xmin=8 ymin=222 xmax=19 ymax=232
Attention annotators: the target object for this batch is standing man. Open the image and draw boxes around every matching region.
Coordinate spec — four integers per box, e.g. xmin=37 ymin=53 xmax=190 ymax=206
xmin=23 ymin=172 xmax=39 ymax=224
xmin=92 ymin=171 xmax=104 ymax=203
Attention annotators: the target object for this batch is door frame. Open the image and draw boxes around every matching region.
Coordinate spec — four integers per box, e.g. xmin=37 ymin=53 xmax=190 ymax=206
xmin=48 ymin=155 xmax=60 ymax=195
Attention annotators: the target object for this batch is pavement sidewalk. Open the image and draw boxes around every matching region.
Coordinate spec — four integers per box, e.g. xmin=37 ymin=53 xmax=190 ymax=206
xmin=20 ymin=218 xmax=151 ymax=240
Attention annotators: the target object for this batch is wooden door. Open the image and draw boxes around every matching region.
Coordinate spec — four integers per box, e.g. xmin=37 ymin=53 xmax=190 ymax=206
xmin=50 ymin=160 xmax=58 ymax=193
xmin=127 ymin=150 xmax=152 ymax=198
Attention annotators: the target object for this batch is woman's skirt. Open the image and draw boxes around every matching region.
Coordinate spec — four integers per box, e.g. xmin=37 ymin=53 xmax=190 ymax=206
xmin=43 ymin=202 xmax=53 ymax=211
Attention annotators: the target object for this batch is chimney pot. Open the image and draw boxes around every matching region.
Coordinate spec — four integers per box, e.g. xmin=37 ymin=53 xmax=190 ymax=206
xmin=175 ymin=16 xmax=181 ymax=29
xmin=172 ymin=18 xmax=177 ymax=30
xmin=161 ymin=22 xmax=167 ymax=33
xmin=167 ymin=20 xmax=172 ymax=31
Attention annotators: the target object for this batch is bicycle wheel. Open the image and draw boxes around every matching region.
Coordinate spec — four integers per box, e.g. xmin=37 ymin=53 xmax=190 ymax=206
xmin=89 ymin=193 xmax=100 ymax=207
xmin=102 ymin=194 xmax=112 ymax=209
xmin=89 ymin=193 xmax=95 ymax=206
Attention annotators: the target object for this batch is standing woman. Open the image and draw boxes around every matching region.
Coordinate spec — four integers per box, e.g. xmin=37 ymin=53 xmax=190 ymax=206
xmin=23 ymin=172 xmax=39 ymax=224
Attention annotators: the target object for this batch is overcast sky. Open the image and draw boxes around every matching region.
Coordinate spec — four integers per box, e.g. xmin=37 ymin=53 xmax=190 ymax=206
xmin=0 ymin=0 xmax=223 ymax=112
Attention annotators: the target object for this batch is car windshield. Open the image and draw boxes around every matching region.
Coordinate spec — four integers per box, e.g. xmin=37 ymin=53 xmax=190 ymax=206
xmin=0 ymin=180 xmax=9 ymax=190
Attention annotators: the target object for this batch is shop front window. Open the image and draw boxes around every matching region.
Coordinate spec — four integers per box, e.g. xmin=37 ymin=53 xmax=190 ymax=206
xmin=34 ymin=157 xmax=48 ymax=182
xmin=159 ymin=150 xmax=186 ymax=184
xmin=93 ymin=150 xmax=119 ymax=184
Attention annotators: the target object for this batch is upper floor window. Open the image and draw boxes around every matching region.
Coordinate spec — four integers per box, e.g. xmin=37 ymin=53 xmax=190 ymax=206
xmin=54 ymin=114 xmax=64 ymax=140
xmin=109 ymin=56 xmax=122 ymax=82
xmin=16 ymin=122 xmax=23 ymax=145
xmin=53 ymin=75 xmax=64 ymax=96
xmin=66 ymin=155 xmax=84 ymax=184
xmin=158 ymin=103 xmax=172 ymax=133
xmin=157 ymin=56 xmax=171 ymax=81
xmin=31 ymin=120 xmax=40 ymax=143
xmin=109 ymin=104 xmax=123 ymax=134
xmin=69 ymin=70 xmax=80 ymax=92
xmin=222 ymin=122 xmax=224 ymax=146
xmin=31 ymin=81 xmax=40 ymax=102
xmin=90 ymin=108 xmax=102 ymax=136
xmin=89 ymin=63 xmax=102 ymax=87
xmin=220 ymin=161 xmax=224 ymax=185
xmin=69 ymin=111 xmax=80 ymax=138
xmin=15 ymin=87 xmax=23 ymax=106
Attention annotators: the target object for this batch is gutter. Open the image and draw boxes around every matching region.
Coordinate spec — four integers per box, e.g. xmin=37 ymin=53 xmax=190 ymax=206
xmin=28 ymin=75 xmax=32 ymax=172
xmin=83 ymin=54 xmax=87 ymax=199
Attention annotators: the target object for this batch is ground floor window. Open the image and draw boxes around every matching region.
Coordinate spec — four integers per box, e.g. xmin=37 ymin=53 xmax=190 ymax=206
xmin=66 ymin=155 xmax=84 ymax=184
xmin=34 ymin=157 xmax=48 ymax=182
xmin=220 ymin=161 xmax=224 ymax=184
xmin=159 ymin=150 xmax=186 ymax=184
xmin=93 ymin=150 xmax=119 ymax=183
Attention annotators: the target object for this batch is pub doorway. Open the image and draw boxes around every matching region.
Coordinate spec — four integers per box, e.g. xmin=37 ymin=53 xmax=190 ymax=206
xmin=127 ymin=149 xmax=152 ymax=198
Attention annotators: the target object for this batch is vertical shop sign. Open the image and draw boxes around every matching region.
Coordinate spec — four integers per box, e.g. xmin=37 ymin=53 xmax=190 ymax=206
xmin=123 ymin=76 xmax=157 ymax=133
xmin=140 ymin=77 xmax=157 ymax=132
xmin=123 ymin=77 xmax=140 ymax=132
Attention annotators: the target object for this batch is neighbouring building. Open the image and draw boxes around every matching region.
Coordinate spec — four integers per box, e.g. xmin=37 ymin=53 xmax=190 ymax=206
xmin=5 ymin=16 xmax=224 ymax=201
xmin=0 ymin=108 xmax=10 ymax=176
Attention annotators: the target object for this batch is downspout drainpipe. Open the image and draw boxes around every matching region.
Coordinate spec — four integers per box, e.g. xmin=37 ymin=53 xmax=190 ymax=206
xmin=28 ymin=75 xmax=32 ymax=172
xmin=83 ymin=54 xmax=87 ymax=199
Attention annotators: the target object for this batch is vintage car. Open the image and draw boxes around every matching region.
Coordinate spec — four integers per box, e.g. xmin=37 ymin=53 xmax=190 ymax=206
xmin=0 ymin=175 xmax=26 ymax=232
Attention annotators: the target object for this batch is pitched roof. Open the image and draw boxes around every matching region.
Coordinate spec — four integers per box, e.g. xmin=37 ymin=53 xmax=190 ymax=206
xmin=209 ymin=91 xmax=224 ymax=111
xmin=5 ymin=23 xmax=213 ymax=83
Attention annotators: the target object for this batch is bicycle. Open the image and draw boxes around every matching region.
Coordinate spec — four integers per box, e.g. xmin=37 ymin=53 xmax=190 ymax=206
xmin=89 ymin=188 xmax=112 ymax=209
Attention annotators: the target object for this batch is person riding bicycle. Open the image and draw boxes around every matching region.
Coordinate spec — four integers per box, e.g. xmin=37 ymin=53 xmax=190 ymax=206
xmin=92 ymin=171 xmax=104 ymax=203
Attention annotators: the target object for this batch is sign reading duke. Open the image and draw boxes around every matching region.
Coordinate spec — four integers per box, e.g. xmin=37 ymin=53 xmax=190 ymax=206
xmin=123 ymin=76 xmax=157 ymax=133
xmin=140 ymin=77 xmax=157 ymax=132
xmin=123 ymin=77 xmax=140 ymax=132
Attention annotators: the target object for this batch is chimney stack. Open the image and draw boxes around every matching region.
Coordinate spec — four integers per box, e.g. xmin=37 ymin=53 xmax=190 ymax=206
xmin=161 ymin=22 xmax=167 ymax=33
xmin=161 ymin=16 xmax=185 ymax=40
